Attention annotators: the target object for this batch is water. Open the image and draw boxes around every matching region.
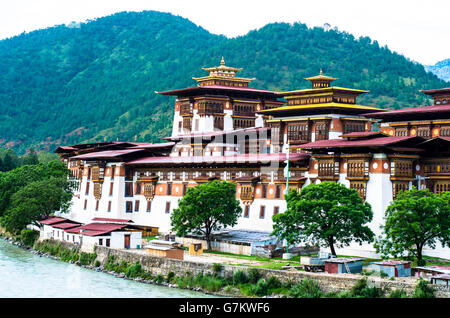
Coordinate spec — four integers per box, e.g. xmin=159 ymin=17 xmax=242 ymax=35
xmin=0 ymin=239 xmax=213 ymax=298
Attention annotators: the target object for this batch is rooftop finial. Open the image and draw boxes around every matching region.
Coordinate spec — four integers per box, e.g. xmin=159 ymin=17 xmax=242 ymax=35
xmin=320 ymin=68 xmax=323 ymax=75
xmin=220 ymin=56 xmax=225 ymax=66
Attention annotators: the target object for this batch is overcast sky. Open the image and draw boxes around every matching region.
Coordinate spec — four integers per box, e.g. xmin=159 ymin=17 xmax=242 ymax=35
xmin=1 ymin=0 xmax=449 ymax=65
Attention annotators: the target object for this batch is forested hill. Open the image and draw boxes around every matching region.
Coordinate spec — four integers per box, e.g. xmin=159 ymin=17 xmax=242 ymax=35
xmin=0 ymin=11 xmax=447 ymax=154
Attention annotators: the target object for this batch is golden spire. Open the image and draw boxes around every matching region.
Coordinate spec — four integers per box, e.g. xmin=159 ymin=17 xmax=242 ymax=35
xmin=320 ymin=68 xmax=323 ymax=75
xmin=220 ymin=56 xmax=225 ymax=66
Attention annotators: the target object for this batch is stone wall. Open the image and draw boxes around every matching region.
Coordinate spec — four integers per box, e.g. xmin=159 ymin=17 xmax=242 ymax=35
xmin=95 ymin=246 xmax=450 ymax=298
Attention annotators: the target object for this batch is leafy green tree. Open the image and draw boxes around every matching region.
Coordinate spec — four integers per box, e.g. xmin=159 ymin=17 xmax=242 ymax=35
xmin=1 ymin=177 xmax=73 ymax=233
xmin=374 ymin=187 xmax=450 ymax=266
xmin=0 ymin=160 xmax=71 ymax=218
xmin=170 ymin=180 xmax=242 ymax=250
xmin=21 ymin=148 xmax=39 ymax=166
xmin=272 ymin=182 xmax=374 ymax=256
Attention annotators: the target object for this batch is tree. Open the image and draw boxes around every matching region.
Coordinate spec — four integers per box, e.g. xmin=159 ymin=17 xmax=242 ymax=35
xmin=374 ymin=187 xmax=450 ymax=265
xmin=272 ymin=182 xmax=374 ymax=256
xmin=21 ymin=147 xmax=39 ymax=166
xmin=1 ymin=177 xmax=73 ymax=233
xmin=170 ymin=180 xmax=242 ymax=250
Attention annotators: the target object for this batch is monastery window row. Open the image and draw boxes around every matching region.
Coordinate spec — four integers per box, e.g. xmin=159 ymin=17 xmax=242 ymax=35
xmin=180 ymin=103 xmax=193 ymax=116
xmin=392 ymin=182 xmax=409 ymax=199
xmin=433 ymin=181 xmax=450 ymax=194
xmin=233 ymin=103 xmax=255 ymax=116
xmin=349 ymin=181 xmax=367 ymax=200
xmin=287 ymin=123 xmax=310 ymax=143
xmin=315 ymin=122 xmax=329 ymax=141
xmin=242 ymin=205 xmax=280 ymax=219
xmin=233 ymin=118 xmax=255 ymax=129
xmin=395 ymin=128 xmax=409 ymax=137
xmin=391 ymin=160 xmax=413 ymax=178
xmin=347 ymin=160 xmax=367 ymax=178
xmin=343 ymin=121 xmax=366 ymax=134
xmin=197 ymin=101 xmax=224 ymax=115
xmin=440 ymin=126 xmax=450 ymax=137
xmin=424 ymin=161 xmax=450 ymax=174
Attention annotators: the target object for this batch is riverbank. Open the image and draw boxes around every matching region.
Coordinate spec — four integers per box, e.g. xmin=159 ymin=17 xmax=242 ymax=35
xmin=3 ymin=233 xmax=449 ymax=298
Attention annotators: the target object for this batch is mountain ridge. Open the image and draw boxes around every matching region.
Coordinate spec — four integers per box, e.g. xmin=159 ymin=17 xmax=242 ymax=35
xmin=0 ymin=10 xmax=447 ymax=154
xmin=425 ymin=59 xmax=450 ymax=82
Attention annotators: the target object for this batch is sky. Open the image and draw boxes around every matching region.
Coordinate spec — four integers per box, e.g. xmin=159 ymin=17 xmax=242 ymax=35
xmin=1 ymin=0 xmax=449 ymax=65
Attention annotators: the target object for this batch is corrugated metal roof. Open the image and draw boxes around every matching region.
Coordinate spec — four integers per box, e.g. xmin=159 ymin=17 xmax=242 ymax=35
xmin=39 ymin=217 xmax=67 ymax=225
xmin=298 ymin=136 xmax=422 ymax=149
xmin=91 ymin=217 xmax=134 ymax=223
xmin=125 ymin=152 xmax=309 ymax=166
xmin=71 ymin=149 xmax=145 ymax=159
xmin=51 ymin=222 xmax=81 ymax=229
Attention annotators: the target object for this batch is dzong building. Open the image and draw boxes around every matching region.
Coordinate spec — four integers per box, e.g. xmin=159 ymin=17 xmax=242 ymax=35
xmin=55 ymin=58 xmax=450 ymax=258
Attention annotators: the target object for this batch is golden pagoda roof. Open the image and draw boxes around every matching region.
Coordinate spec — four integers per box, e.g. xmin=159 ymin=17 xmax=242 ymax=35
xmin=304 ymin=69 xmax=338 ymax=82
xmin=279 ymin=86 xmax=369 ymax=97
xmin=201 ymin=57 xmax=243 ymax=73
xmin=260 ymin=102 xmax=381 ymax=112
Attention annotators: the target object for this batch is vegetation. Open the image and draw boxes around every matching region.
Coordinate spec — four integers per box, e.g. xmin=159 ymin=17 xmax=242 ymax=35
xmin=375 ymin=187 xmax=450 ymax=266
xmin=0 ymin=160 xmax=74 ymax=234
xmin=170 ymin=180 xmax=242 ymax=250
xmin=272 ymin=182 xmax=374 ymax=256
xmin=0 ymin=11 xmax=446 ymax=154
xmin=412 ymin=277 xmax=435 ymax=298
xmin=18 ymin=229 xmax=40 ymax=246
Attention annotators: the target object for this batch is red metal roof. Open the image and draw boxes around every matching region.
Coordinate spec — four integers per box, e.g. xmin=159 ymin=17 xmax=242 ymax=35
xmin=125 ymin=152 xmax=309 ymax=166
xmin=157 ymin=85 xmax=279 ymax=96
xmin=39 ymin=217 xmax=67 ymax=225
xmin=298 ymin=136 xmax=422 ymax=149
xmin=71 ymin=149 xmax=145 ymax=159
xmin=365 ymin=104 xmax=450 ymax=118
xmin=51 ymin=222 xmax=81 ymax=229
xmin=165 ymin=127 xmax=271 ymax=141
xmin=340 ymin=131 xmax=387 ymax=138
xmin=91 ymin=217 xmax=134 ymax=223
xmin=65 ymin=223 xmax=130 ymax=236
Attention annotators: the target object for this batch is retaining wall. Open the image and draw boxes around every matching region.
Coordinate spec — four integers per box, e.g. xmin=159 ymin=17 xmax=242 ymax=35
xmin=95 ymin=246 xmax=450 ymax=298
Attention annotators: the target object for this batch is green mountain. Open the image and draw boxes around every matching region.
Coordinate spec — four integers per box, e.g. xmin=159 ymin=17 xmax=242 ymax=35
xmin=426 ymin=59 xmax=450 ymax=82
xmin=0 ymin=10 xmax=447 ymax=154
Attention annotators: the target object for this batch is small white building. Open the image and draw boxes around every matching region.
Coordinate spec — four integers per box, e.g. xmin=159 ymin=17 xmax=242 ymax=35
xmin=65 ymin=221 xmax=142 ymax=252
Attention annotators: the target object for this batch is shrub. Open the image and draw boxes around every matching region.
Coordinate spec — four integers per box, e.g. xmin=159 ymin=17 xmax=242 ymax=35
xmin=125 ymin=262 xmax=143 ymax=278
xmin=94 ymin=260 xmax=101 ymax=267
xmin=380 ymin=271 xmax=388 ymax=278
xmin=79 ymin=252 xmax=97 ymax=266
xmin=212 ymin=263 xmax=223 ymax=276
xmin=350 ymin=278 xmax=383 ymax=298
xmin=248 ymin=268 xmax=262 ymax=284
xmin=266 ymin=276 xmax=282 ymax=290
xmin=289 ymin=278 xmax=323 ymax=298
xmin=154 ymin=274 xmax=164 ymax=284
xmin=249 ymin=278 xmax=270 ymax=296
xmin=166 ymin=271 xmax=176 ymax=283
xmin=413 ymin=278 xmax=435 ymax=298
xmin=233 ymin=270 xmax=249 ymax=285
xmin=389 ymin=289 xmax=407 ymax=298
xmin=19 ymin=229 xmax=39 ymax=246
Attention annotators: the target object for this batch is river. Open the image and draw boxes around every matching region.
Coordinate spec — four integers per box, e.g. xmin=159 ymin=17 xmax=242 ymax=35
xmin=0 ymin=239 xmax=214 ymax=298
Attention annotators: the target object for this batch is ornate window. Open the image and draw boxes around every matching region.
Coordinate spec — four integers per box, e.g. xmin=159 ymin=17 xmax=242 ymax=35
xmin=315 ymin=121 xmax=330 ymax=141
xmin=343 ymin=121 xmax=365 ymax=134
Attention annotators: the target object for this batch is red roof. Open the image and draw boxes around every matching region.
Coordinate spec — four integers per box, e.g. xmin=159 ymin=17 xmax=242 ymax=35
xmin=340 ymin=131 xmax=388 ymax=138
xmin=91 ymin=217 xmax=134 ymax=223
xmin=365 ymin=104 xmax=450 ymax=118
xmin=165 ymin=127 xmax=271 ymax=141
xmin=51 ymin=222 xmax=81 ymax=230
xmin=71 ymin=149 xmax=145 ymax=159
xmin=66 ymin=223 xmax=129 ymax=236
xmin=125 ymin=152 xmax=309 ymax=166
xmin=39 ymin=217 xmax=67 ymax=225
xmin=298 ymin=136 xmax=422 ymax=149
xmin=157 ymin=85 xmax=278 ymax=96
